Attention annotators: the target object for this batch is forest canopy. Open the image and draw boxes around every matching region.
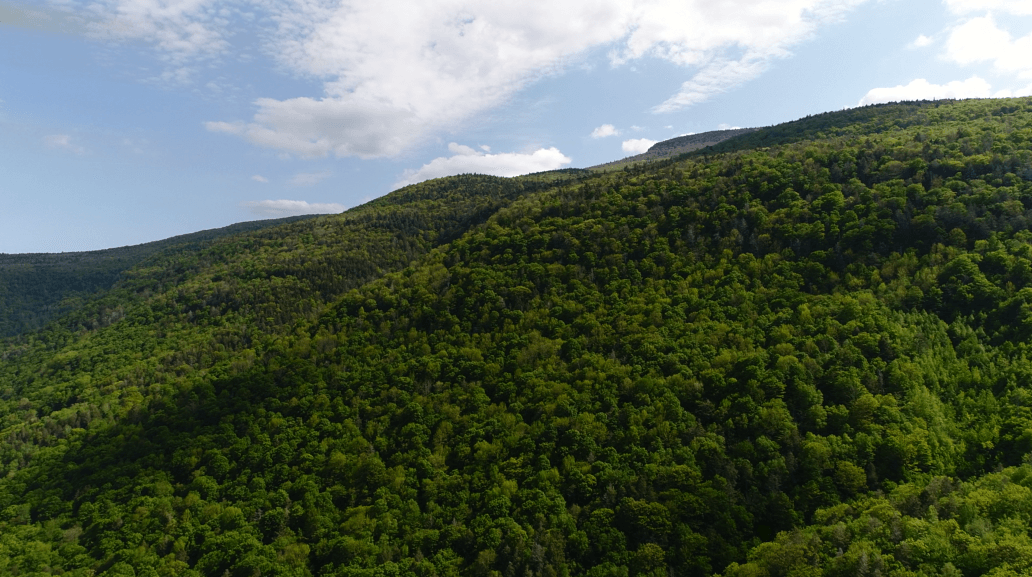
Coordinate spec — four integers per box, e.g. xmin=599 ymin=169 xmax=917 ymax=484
xmin=2 ymin=98 xmax=1032 ymax=576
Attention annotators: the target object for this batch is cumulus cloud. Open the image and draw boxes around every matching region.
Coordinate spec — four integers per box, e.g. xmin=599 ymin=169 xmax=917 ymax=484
xmin=290 ymin=171 xmax=332 ymax=187
xmin=591 ymin=124 xmax=620 ymax=138
xmin=858 ymin=76 xmax=992 ymax=105
xmin=911 ymin=34 xmax=934 ymax=48
xmin=622 ymin=138 xmax=657 ymax=154
xmin=43 ymin=134 xmax=85 ymax=154
xmin=945 ymin=15 xmax=1032 ymax=80
xmin=394 ymin=143 xmax=571 ymax=189
xmin=251 ymin=174 xmax=268 ymax=183
xmin=242 ymin=199 xmax=345 ymax=217
xmin=992 ymin=84 xmax=1032 ymax=98
xmin=125 ymin=0 xmax=869 ymax=157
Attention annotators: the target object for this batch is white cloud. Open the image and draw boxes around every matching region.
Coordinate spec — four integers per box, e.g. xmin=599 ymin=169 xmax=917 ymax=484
xmin=653 ymin=55 xmax=776 ymax=112
xmin=290 ymin=170 xmax=332 ymax=187
xmin=991 ymin=84 xmax=1032 ymax=98
xmin=858 ymin=76 xmax=992 ymax=105
xmin=251 ymin=174 xmax=268 ymax=183
xmin=591 ymin=124 xmax=620 ymax=138
xmin=446 ymin=142 xmax=481 ymax=156
xmin=184 ymin=0 xmax=869 ymax=157
xmin=86 ymin=0 xmax=229 ymax=64
xmin=636 ymin=0 xmax=870 ymax=112
xmin=43 ymin=134 xmax=85 ymax=154
xmin=944 ymin=15 xmax=1032 ymax=80
xmin=717 ymin=123 xmax=742 ymax=130
xmin=205 ymin=97 xmax=427 ymax=158
xmin=622 ymin=138 xmax=657 ymax=154
xmin=394 ymin=143 xmax=571 ymax=189
xmin=944 ymin=0 xmax=1032 ymax=15
xmin=242 ymin=199 xmax=345 ymax=217
xmin=911 ymin=34 xmax=934 ymax=48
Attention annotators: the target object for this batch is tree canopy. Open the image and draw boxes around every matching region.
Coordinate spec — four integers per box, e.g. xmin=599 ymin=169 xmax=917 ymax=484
xmin=3 ymin=97 xmax=1032 ymax=576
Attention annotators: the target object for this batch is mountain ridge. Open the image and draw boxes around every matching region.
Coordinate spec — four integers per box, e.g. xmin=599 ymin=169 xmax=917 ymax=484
xmin=0 ymin=214 xmax=323 ymax=338
xmin=588 ymin=127 xmax=760 ymax=170
xmin=3 ymin=97 xmax=1032 ymax=576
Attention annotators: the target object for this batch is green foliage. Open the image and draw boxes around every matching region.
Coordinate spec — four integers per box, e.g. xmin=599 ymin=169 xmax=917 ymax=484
xmin=0 ymin=215 xmax=320 ymax=337
xmin=3 ymin=98 xmax=1032 ymax=575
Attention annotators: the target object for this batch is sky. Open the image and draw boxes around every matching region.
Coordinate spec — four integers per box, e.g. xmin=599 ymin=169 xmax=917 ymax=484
xmin=2 ymin=0 xmax=1032 ymax=253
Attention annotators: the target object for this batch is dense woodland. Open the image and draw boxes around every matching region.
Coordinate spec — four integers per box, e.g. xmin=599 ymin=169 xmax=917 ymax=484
xmin=0 ymin=215 xmax=320 ymax=338
xmin=2 ymin=98 xmax=1032 ymax=576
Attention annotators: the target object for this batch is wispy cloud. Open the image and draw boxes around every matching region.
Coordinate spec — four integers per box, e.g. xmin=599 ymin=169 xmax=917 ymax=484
xmin=43 ymin=134 xmax=85 ymax=154
xmin=394 ymin=143 xmax=571 ymax=189
xmin=653 ymin=55 xmax=772 ymax=112
xmin=86 ymin=0 xmax=230 ymax=62
xmin=290 ymin=171 xmax=332 ymax=187
xmin=242 ymin=199 xmax=345 ymax=217
xmin=251 ymin=175 xmax=268 ymax=183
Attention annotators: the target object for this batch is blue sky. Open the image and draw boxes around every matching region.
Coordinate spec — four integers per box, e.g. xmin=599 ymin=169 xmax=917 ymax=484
xmin=2 ymin=0 xmax=1031 ymax=253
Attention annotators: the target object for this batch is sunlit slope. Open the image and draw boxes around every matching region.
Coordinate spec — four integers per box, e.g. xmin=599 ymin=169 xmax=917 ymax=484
xmin=1 ymin=98 xmax=1032 ymax=576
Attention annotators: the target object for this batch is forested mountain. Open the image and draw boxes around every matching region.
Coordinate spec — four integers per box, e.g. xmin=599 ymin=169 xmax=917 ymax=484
xmin=590 ymin=128 xmax=758 ymax=170
xmin=3 ymin=98 xmax=1032 ymax=576
xmin=0 ymin=215 xmax=321 ymax=338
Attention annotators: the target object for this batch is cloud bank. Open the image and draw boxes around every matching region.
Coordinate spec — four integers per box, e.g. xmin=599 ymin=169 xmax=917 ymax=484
xmin=858 ymin=77 xmax=992 ymax=105
xmin=242 ymin=199 xmax=345 ymax=217
xmin=394 ymin=143 xmax=571 ymax=189
xmin=79 ymin=0 xmax=871 ymax=158
xmin=864 ymin=4 xmax=1032 ymax=107
xmin=945 ymin=15 xmax=1032 ymax=81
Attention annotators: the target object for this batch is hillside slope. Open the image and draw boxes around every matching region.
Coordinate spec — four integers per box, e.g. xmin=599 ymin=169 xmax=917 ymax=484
xmin=0 ymin=215 xmax=321 ymax=338
xmin=2 ymin=98 xmax=1032 ymax=576
xmin=590 ymin=128 xmax=758 ymax=170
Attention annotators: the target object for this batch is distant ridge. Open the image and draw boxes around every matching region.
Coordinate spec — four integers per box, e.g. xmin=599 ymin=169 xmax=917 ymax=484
xmin=0 ymin=214 xmax=321 ymax=337
xmin=647 ymin=127 xmax=760 ymax=154
xmin=590 ymin=127 xmax=759 ymax=169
